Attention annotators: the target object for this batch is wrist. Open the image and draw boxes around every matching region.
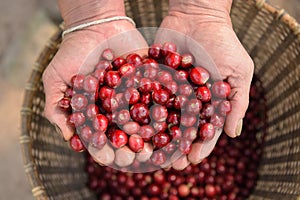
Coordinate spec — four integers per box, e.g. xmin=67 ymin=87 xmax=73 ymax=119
xmin=168 ymin=0 xmax=232 ymax=24
xmin=58 ymin=0 xmax=126 ymax=29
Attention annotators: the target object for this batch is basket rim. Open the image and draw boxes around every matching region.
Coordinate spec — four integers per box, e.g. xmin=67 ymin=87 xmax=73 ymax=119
xmin=253 ymin=0 xmax=300 ymax=36
xmin=19 ymin=0 xmax=300 ymax=199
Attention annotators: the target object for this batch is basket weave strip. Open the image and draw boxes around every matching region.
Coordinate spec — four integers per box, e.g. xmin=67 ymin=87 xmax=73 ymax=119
xmin=20 ymin=0 xmax=300 ymax=199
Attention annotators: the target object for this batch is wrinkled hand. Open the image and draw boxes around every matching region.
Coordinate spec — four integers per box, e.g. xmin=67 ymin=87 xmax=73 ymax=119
xmin=42 ymin=21 xmax=148 ymax=164
xmin=156 ymin=5 xmax=254 ymax=168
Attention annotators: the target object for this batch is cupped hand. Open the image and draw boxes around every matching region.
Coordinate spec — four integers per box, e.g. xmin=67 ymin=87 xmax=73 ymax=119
xmin=42 ymin=21 xmax=148 ymax=143
xmin=156 ymin=10 xmax=254 ymax=167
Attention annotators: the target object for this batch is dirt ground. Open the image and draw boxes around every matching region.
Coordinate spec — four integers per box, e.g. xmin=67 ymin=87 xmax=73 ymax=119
xmin=0 ymin=0 xmax=299 ymax=199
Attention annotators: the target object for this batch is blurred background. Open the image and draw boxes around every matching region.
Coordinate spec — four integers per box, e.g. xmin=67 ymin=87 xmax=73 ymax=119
xmin=0 ymin=0 xmax=299 ymax=199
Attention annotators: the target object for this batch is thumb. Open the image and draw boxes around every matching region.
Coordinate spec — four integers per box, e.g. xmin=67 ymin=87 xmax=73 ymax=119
xmin=188 ymin=128 xmax=223 ymax=164
xmin=45 ymin=106 xmax=75 ymax=141
xmin=43 ymin=67 xmax=74 ymax=141
xmin=224 ymin=77 xmax=252 ymax=138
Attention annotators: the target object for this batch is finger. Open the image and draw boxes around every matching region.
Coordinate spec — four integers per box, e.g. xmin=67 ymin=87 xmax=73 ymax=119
xmin=114 ymin=146 xmax=135 ymax=167
xmin=161 ymin=158 xmax=172 ymax=169
xmin=172 ymin=154 xmax=190 ymax=171
xmin=224 ymin=76 xmax=251 ymax=138
xmin=50 ymin=110 xmax=74 ymax=141
xmin=188 ymin=128 xmax=222 ymax=164
xmin=88 ymin=143 xmax=115 ymax=166
xmin=136 ymin=142 xmax=153 ymax=162
xmin=220 ymin=35 xmax=254 ymax=137
xmin=43 ymin=67 xmax=75 ymax=141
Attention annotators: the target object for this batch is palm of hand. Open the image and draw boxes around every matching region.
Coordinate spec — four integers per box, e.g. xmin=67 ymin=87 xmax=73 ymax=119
xmin=43 ymin=22 xmax=148 ymax=140
xmin=157 ymin=15 xmax=254 ymax=166
xmin=159 ymin=15 xmax=253 ymax=81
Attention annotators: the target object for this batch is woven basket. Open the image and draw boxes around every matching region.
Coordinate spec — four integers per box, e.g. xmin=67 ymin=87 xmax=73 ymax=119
xmin=20 ymin=0 xmax=300 ymax=199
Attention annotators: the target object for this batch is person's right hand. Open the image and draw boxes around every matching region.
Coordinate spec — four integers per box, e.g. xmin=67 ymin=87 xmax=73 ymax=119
xmin=43 ymin=20 xmax=147 ymax=140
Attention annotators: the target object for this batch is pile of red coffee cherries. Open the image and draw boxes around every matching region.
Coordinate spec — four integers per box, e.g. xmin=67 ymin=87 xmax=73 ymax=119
xmin=58 ymin=42 xmax=231 ymax=168
xmin=85 ymin=76 xmax=266 ymax=200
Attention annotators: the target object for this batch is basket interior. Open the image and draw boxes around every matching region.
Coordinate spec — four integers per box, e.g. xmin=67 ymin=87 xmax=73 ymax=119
xmin=20 ymin=0 xmax=300 ymax=199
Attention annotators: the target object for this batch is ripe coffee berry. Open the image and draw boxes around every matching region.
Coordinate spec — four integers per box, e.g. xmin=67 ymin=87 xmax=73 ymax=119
xmin=169 ymin=126 xmax=182 ymax=140
xmin=83 ymin=75 xmax=98 ymax=93
xmin=124 ymin=87 xmax=140 ymax=105
xmin=157 ymin=70 xmax=172 ymax=84
xmin=85 ymin=104 xmax=99 ymax=119
xmin=128 ymin=134 xmax=144 ymax=153
xmin=69 ymin=134 xmax=84 ymax=152
xmin=90 ymin=131 xmax=107 ymax=149
xmin=70 ymin=94 xmax=88 ymax=111
xmin=112 ymin=57 xmax=126 ymax=69
xmin=119 ymin=63 xmax=135 ymax=77
xmin=102 ymin=97 xmax=119 ymax=112
xmin=165 ymin=52 xmax=182 ymax=69
xmin=67 ymin=112 xmax=85 ymax=127
xmin=99 ymin=86 xmax=114 ymax=100
xmin=212 ymin=81 xmax=231 ymax=98
xmin=218 ymin=100 xmax=232 ymax=116
xmin=150 ymin=150 xmax=167 ymax=166
xmin=196 ymin=86 xmax=211 ymax=103
xmin=152 ymin=132 xmax=171 ymax=149
xmin=162 ymin=42 xmax=177 ymax=56
xmin=181 ymin=53 xmax=194 ymax=69
xmin=80 ymin=125 xmax=93 ymax=142
xmin=101 ymin=48 xmax=114 ymax=61
xmin=175 ymin=70 xmax=189 ymax=83
xmin=178 ymin=138 xmax=192 ymax=154
xmin=109 ymin=130 xmax=128 ymax=148
xmin=199 ymin=123 xmax=215 ymax=141
xmin=57 ymin=97 xmax=71 ymax=112
xmin=71 ymin=74 xmax=85 ymax=90
xmin=116 ymin=109 xmax=130 ymax=125
xmin=152 ymin=89 xmax=170 ymax=105
xmin=139 ymin=78 xmax=153 ymax=93
xmin=104 ymin=71 xmax=121 ymax=88
xmin=92 ymin=114 xmax=108 ymax=132
xmin=139 ymin=125 xmax=155 ymax=142
xmin=151 ymin=105 xmax=168 ymax=122
xmin=189 ymin=66 xmax=210 ymax=85
xmin=148 ymin=43 xmax=162 ymax=59
xmin=96 ymin=60 xmax=113 ymax=71
xmin=130 ymin=103 xmax=150 ymax=124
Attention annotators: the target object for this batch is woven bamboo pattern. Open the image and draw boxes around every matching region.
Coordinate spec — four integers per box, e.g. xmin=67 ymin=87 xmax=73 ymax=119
xmin=20 ymin=0 xmax=300 ymax=199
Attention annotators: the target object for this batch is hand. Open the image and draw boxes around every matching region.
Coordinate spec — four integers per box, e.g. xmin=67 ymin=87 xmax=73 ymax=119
xmin=43 ymin=17 xmax=148 ymax=166
xmin=156 ymin=0 xmax=254 ymax=168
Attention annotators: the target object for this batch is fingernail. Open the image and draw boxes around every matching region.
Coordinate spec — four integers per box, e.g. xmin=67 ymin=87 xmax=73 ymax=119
xmin=53 ymin=124 xmax=67 ymax=142
xmin=235 ymin=119 xmax=243 ymax=137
